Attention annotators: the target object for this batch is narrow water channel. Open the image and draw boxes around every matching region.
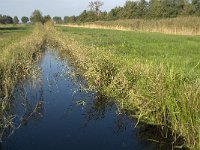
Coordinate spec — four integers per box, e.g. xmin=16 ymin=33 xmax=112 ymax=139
xmin=1 ymin=49 xmax=158 ymax=150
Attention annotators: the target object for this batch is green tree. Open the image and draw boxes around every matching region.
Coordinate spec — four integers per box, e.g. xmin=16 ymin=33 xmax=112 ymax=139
xmin=53 ymin=16 xmax=62 ymax=24
xmin=64 ymin=16 xmax=69 ymax=23
xmin=59 ymin=0 xmax=200 ymax=22
xmin=0 ymin=15 xmax=3 ymax=24
xmin=68 ymin=16 xmax=77 ymax=23
xmin=43 ymin=15 xmax=51 ymax=23
xmin=108 ymin=7 xmax=123 ymax=20
xmin=21 ymin=16 xmax=29 ymax=24
xmin=78 ymin=10 xmax=88 ymax=22
xmin=148 ymin=0 xmax=162 ymax=18
xmin=160 ymin=0 xmax=176 ymax=17
xmin=137 ymin=0 xmax=148 ymax=18
xmin=78 ymin=10 xmax=97 ymax=22
xmin=2 ymin=15 xmax=13 ymax=24
xmin=191 ymin=0 xmax=200 ymax=15
xmin=30 ymin=10 xmax=43 ymax=23
xmin=175 ymin=0 xmax=188 ymax=16
xmin=13 ymin=16 xmax=19 ymax=24
xmin=99 ymin=11 xmax=108 ymax=20
xmin=122 ymin=1 xmax=139 ymax=19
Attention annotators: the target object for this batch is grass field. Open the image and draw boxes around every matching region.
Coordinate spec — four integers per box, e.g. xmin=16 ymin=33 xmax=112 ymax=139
xmin=57 ymin=26 xmax=200 ymax=74
xmin=0 ymin=25 xmax=33 ymax=49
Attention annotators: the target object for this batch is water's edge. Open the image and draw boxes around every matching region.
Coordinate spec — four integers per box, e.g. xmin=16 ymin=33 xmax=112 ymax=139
xmin=1 ymin=49 xmax=171 ymax=150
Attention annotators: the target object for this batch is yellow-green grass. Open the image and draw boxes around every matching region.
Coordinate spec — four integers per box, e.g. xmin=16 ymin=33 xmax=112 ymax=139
xmin=50 ymin=26 xmax=200 ymax=149
xmin=0 ymin=24 xmax=33 ymax=49
xmin=57 ymin=26 xmax=200 ymax=74
xmin=0 ymin=24 xmax=45 ymax=139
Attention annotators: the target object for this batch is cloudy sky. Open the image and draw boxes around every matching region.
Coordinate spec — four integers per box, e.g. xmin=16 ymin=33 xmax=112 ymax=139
xmin=0 ymin=0 xmax=126 ymax=18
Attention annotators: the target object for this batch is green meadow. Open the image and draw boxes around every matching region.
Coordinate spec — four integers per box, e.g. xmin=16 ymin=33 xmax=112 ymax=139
xmin=57 ymin=26 xmax=200 ymax=74
xmin=0 ymin=25 xmax=32 ymax=48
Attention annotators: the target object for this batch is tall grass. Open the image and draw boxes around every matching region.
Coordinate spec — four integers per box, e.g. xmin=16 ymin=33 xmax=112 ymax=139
xmin=0 ymin=24 xmax=46 ymax=139
xmin=45 ymin=24 xmax=200 ymax=149
xmin=64 ymin=17 xmax=200 ymax=35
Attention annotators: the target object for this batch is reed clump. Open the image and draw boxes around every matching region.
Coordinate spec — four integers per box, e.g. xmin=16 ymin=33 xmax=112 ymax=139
xmin=0 ymin=24 xmax=46 ymax=139
xmin=45 ymin=24 xmax=200 ymax=149
xmin=64 ymin=17 xmax=200 ymax=35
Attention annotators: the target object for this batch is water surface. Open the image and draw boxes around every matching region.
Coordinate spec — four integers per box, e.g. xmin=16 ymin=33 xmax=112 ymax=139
xmin=2 ymin=49 xmax=158 ymax=150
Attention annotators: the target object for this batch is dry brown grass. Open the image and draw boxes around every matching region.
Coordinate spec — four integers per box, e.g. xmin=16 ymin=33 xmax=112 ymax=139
xmin=62 ymin=17 xmax=200 ymax=35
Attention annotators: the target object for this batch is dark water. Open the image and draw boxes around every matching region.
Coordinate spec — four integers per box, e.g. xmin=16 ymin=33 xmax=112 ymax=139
xmin=1 ymin=50 xmax=158 ymax=150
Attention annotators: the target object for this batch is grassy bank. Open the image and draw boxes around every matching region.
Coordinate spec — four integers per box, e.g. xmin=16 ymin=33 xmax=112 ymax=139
xmin=0 ymin=24 xmax=33 ymax=49
xmin=46 ymin=25 xmax=200 ymax=149
xmin=0 ymin=24 xmax=46 ymax=139
xmin=63 ymin=17 xmax=200 ymax=35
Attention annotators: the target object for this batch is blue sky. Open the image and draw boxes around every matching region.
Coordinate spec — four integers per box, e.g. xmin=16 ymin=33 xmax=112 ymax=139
xmin=0 ymin=0 xmax=126 ymax=18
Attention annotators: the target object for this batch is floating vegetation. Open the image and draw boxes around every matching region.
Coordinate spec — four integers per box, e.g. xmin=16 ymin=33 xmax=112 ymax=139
xmin=76 ymin=100 xmax=86 ymax=107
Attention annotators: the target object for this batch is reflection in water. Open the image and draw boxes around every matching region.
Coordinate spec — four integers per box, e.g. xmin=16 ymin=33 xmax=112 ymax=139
xmin=0 ymin=49 xmax=180 ymax=150
xmin=83 ymin=95 xmax=114 ymax=121
xmin=5 ymin=68 xmax=44 ymax=138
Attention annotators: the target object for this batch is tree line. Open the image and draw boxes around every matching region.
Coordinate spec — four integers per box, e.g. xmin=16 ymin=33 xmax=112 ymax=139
xmin=66 ymin=0 xmax=200 ymax=23
xmin=1 ymin=0 xmax=200 ymax=24
xmin=0 ymin=10 xmax=52 ymax=24
xmin=0 ymin=15 xmax=30 ymax=24
xmin=0 ymin=10 xmax=60 ymax=24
